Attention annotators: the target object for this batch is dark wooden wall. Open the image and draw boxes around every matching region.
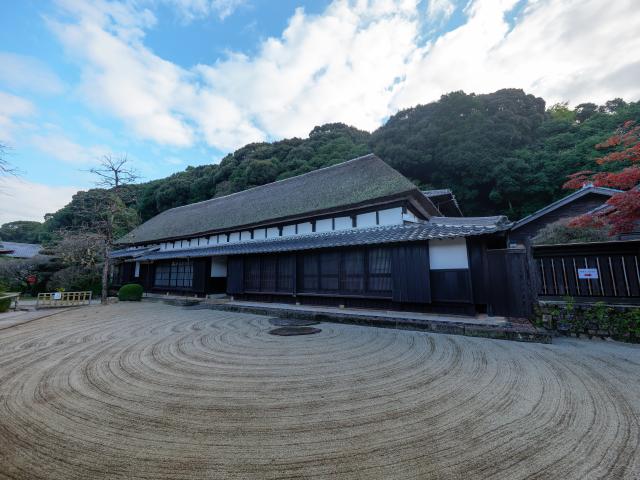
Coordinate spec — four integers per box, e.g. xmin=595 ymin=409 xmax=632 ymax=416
xmin=390 ymin=245 xmax=431 ymax=303
xmin=486 ymin=249 xmax=532 ymax=317
xmin=223 ymin=242 xmax=488 ymax=310
xmin=533 ymin=241 xmax=640 ymax=302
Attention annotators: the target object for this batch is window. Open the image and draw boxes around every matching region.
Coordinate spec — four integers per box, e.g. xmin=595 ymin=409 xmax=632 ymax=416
xmin=154 ymin=260 xmax=193 ymax=289
xmin=154 ymin=263 xmax=171 ymax=287
xmin=368 ymin=248 xmax=392 ymax=293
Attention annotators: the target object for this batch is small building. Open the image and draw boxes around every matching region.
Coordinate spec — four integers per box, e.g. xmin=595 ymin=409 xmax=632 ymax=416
xmin=509 ymin=185 xmax=621 ymax=246
xmin=112 ymin=155 xmax=517 ymax=316
xmin=0 ymin=242 xmax=42 ymax=258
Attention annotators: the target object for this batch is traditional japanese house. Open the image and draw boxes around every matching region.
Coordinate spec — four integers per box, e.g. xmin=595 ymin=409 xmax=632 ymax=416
xmin=509 ymin=185 xmax=622 ymax=246
xmin=112 ymin=154 xmax=515 ymax=315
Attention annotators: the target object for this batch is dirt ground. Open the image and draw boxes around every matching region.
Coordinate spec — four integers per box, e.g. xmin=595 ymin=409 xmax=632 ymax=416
xmin=0 ymin=303 xmax=638 ymax=479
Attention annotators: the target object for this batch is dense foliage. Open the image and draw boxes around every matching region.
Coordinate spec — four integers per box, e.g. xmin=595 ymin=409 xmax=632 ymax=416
xmin=0 ymin=221 xmax=48 ymax=243
xmin=564 ymin=120 xmax=640 ymax=234
xmin=4 ymin=89 xmax=639 ymax=244
xmin=118 ymin=283 xmax=143 ymax=301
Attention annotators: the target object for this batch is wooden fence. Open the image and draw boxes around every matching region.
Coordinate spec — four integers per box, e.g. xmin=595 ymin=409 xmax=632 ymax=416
xmin=36 ymin=291 xmax=92 ymax=309
xmin=532 ymin=240 xmax=640 ymax=302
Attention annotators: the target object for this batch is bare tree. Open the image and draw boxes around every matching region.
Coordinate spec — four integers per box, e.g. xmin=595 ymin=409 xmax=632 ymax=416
xmin=89 ymin=154 xmax=139 ymax=188
xmin=71 ymin=154 xmax=141 ymax=303
xmin=0 ymin=143 xmax=16 ymax=175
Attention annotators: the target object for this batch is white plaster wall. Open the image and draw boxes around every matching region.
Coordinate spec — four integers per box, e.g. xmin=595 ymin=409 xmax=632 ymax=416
xmin=211 ymin=256 xmax=227 ymax=277
xmin=429 ymin=238 xmax=469 ymax=269
xmin=378 ymin=207 xmax=403 ymax=226
xmin=282 ymin=225 xmax=296 ymax=237
xmin=316 ymin=218 xmax=333 ymax=232
xmin=403 ymin=211 xmax=419 ymax=223
xmin=297 ymin=222 xmax=312 ymax=234
xmin=266 ymin=227 xmax=280 ymax=238
xmin=334 ymin=216 xmax=352 ymax=231
xmin=356 ymin=212 xmax=377 ymax=228
xmin=253 ymin=228 xmax=266 ymax=239
xmin=240 ymin=231 xmax=252 ymax=241
xmin=229 ymin=232 xmax=240 ymax=243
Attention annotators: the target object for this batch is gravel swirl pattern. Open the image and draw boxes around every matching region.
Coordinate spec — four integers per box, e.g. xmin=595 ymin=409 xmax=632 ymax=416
xmin=1 ymin=302 xmax=639 ymax=479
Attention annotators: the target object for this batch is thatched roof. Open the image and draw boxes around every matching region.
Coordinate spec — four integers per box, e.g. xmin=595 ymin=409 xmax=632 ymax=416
xmin=117 ymin=154 xmax=437 ymax=245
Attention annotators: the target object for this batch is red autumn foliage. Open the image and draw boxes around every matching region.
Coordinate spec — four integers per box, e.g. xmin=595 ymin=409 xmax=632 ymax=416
xmin=568 ymin=213 xmax=606 ymax=229
xmin=564 ymin=120 xmax=640 ymax=235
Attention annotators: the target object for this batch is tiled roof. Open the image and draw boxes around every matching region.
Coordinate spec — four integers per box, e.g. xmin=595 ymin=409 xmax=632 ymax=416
xmin=120 ymin=218 xmax=509 ymax=260
xmin=117 ymin=154 xmax=439 ymax=245
xmin=0 ymin=242 xmax=42 ymax=258
xmin=431 ymin=216 xmax=510 ymax=227
xmin=109 ymin=246 xmax=159 ymax=259
xmin=511 ymin=186 xmax=621 ymax=231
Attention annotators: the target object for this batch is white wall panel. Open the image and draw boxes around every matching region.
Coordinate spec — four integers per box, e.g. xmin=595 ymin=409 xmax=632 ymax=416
xmin=315 ymin=218 xmax=333 ymax=232
xmin=378 ymin=207 xmax=402 ymax=226
xmin=282 ymin=225 xmax=296 ymax=236
xmin=334 ymin=216 xmax=352 ymax=231
xmin=266 ymin=227 xmax=279 ymax=238
xmin=356 ymin=212 xmax=377 ymax=228
xmin=297 ymin=222 xmax=312 ymax=234
xmin=429 ymin=238 xmax=469 ymax=269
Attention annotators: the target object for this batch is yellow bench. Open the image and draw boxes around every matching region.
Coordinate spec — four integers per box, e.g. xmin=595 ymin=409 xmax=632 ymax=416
xmin=36 ymin=291 xmax=92 ymax=309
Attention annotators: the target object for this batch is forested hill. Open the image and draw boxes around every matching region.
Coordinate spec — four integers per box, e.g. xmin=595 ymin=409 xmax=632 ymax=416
xmin=9 ymin=88 xmax=640 ymax=242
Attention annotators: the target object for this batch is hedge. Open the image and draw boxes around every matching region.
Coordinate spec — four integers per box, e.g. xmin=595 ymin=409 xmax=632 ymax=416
xmin=0 ymin=296 xmax=11 ymax=313
xmin=118 ymin=283 xmax=144 ymax=302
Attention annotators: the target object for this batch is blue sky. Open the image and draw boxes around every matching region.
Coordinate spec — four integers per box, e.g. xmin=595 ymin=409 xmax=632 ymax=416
xmin=1 ymin=0 xmax=639 ymax=224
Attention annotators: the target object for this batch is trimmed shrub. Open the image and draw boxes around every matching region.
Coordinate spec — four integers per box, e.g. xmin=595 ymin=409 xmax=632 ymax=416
xmin=118 ymin=283 xmax=144 ymax=301
xmin=0 ymin=296 xmax=11 ymax=313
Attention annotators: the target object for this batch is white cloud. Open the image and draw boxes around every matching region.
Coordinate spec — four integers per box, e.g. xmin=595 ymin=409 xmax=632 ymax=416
xmin=0 ymin=176 xmax=78 ymax=224
xmin=0 ymin=52 xmax=65 ymax=95
xmin=426 ymin=0 xmax=455 ymax=23
xmin=30 ymin=133 xmax=109 ymax=165
xmin=0 ymin=91 xmax=36 ymax=142
xmin=47 ymin=0 xmax=640 ymax=154
xmin=166 ymin=0 xmax=247 ymax=21
xmin=393 ymin=0 xmax=640 ymax=109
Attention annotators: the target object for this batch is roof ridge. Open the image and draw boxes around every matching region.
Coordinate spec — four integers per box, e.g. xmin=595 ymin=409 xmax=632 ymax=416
xmin=158 ymin=153 xmax=382 ymax=216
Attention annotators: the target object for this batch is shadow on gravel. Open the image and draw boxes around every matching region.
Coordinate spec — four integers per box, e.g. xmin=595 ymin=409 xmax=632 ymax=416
xmin=268 ymin=326 xmax=322 ymax=336
xmin=268 ymin=317 xmax=321 ymax=327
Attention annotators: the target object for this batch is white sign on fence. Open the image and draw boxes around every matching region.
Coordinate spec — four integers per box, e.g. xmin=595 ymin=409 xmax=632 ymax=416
xmin=577 ymin=268 xmax=599 ymax=279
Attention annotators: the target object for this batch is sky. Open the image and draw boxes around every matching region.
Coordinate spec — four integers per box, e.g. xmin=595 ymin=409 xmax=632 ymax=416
xmin=1 ymin=0 xmax=639 ymax=225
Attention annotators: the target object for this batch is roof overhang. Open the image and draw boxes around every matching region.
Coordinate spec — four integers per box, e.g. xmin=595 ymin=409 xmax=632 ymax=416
xmin=122 ymin=221 xmax=509 ymax=261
